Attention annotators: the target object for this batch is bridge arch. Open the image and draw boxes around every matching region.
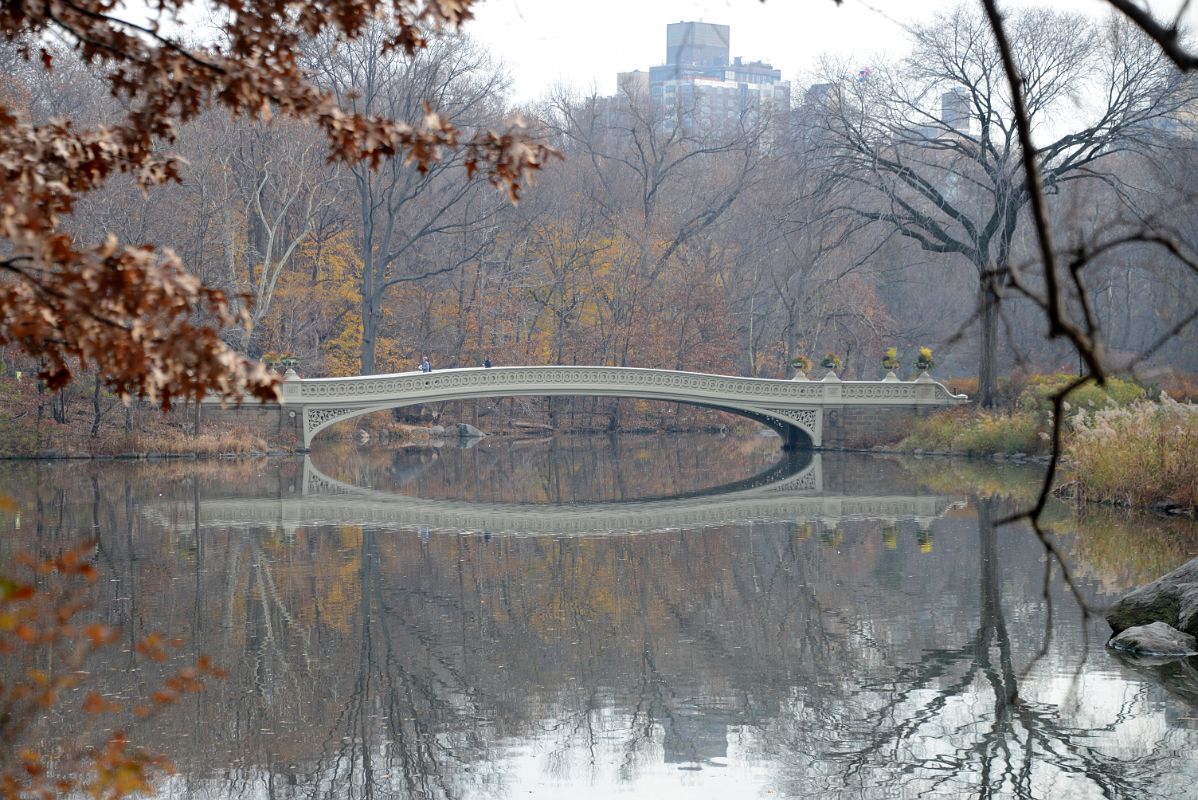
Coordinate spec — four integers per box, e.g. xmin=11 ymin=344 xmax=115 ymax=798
xmin=301 ymin=394 xmax=817 ymax=449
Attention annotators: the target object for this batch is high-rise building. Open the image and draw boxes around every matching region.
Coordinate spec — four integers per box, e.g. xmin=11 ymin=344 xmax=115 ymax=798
xmin=613 ymin=21 xmax=790 ymax=136
xmin=665 ymin=21 xmax=730 ymax=73
xmin=941 ymin=87 xmax=971 ymax=134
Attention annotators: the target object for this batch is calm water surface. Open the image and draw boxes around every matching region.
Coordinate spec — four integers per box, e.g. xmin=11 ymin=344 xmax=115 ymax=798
xmin=2 ymin=434 xmax=1198 ymax=799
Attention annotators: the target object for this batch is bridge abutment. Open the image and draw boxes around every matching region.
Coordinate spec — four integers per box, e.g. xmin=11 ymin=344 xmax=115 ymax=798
xmin=818 ymin=405 xmax=934 ymax=450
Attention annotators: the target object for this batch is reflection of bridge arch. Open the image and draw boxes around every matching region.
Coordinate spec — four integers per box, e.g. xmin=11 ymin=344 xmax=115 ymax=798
xmin=223 ymin=366 xmax=966 ymax=448
xmin=301 ymin=450 xmax=821 ymax=502
xmin=144 ymin=454 xmax=960 ymax=536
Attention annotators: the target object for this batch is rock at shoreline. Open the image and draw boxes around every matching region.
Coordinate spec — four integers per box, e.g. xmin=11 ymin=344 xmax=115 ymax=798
xmin=457 ymin=422 xmax=485 ymax=438
xmin=1106 ymin=556 xmax=1198 ymax=638
xmin=1108 ymin=622 xmax=1198 ymax=657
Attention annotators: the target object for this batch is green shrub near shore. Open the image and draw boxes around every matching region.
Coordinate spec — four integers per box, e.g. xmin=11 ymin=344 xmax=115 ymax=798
xmin=1017 ymin=374 xmax=1146 ymax=416
xmin=1066 ymin=399 xmax=1198 ymax=512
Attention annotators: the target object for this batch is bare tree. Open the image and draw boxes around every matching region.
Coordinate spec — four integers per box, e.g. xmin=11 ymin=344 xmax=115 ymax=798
xmin=307 ymin=25 xmax=512 ymax=374
xmin=223 ymin=121 xmax=337 ymax=345
xmin=818 ymin=5 xmax=1188 ymax=405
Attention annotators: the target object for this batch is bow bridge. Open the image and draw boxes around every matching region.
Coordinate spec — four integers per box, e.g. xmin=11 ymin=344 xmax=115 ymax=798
xmin=216 ymin=366 xmax=967 ymax=449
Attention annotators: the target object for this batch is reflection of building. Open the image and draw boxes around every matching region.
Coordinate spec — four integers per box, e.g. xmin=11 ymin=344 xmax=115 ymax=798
xmin=610 ymin=21 xmax=791 ymax=135
xmin=662 ymin=708 xmax=730 ymax=765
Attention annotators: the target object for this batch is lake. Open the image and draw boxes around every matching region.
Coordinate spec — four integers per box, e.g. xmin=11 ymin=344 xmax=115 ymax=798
xmin=2 ymin=434 xmax=1197 ymax=799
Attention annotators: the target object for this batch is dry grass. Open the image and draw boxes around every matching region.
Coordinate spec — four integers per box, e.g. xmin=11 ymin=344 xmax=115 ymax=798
xmin=101 ymin=427 xmax=269 ymax=456
xmin=900 ymin=407 xmax=1048 ymax=456
xmin=1065 ymin=399 xmax=1198 ymax=513
xmin=900 ymin=373 xmax=1152 ymax=458
xmin=0 ymin=377 xmax=279 ymax=457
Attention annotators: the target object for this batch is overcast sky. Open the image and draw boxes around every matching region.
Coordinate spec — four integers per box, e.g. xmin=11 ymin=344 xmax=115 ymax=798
xmin=466 ymin=0 xmax=1198 ymax=102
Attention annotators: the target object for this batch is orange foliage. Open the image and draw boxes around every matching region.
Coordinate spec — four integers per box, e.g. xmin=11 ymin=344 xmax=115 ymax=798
xmin=0 ymin=0 xmax=553 ymax=403
xmin=0 ymin=542 xmax=223 ymax=800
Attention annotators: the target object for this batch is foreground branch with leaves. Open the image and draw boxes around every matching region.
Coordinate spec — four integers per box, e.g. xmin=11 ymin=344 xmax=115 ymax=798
xmin=0 ymin=0 xmax=553 ymax=407
xmin=0 ymin=542 xmax=225 ymax=799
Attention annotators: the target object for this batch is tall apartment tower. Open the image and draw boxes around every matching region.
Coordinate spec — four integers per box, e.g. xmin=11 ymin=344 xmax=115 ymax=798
xmin=634 ymin=21 xmax=789 ymax=135
xmin=666 ymin=21 xmax=730 ymax=71
xmin=941 ymin=87 xmax=971 ymax=133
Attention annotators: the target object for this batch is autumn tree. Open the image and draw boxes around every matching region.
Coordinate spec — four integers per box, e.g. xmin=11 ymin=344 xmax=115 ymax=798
xmin=304 ymin=24 xmax=518 ymax=374
xmin=543 ymin=79 xmax=767 ymax=371
xmin=0 ymin=0 xmax=551 ymax=405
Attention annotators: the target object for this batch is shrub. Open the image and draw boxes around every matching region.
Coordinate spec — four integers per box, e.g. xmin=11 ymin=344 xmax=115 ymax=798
xmin=900 ymin=407 xmax=1047 ymax=455
xmin=1066 ymin=399 xmax=1198 ymax=512
xmin=1017 ymin=374 xmax=1145 ymax=417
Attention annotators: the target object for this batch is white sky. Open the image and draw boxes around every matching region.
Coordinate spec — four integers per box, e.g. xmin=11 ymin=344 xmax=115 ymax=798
xmin=467 ymin=0 xmax=1198 ymax=102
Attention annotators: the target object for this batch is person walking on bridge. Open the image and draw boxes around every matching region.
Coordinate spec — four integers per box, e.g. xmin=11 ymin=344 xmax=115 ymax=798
xmin=420 ymin=356 xmax=431 ymax=373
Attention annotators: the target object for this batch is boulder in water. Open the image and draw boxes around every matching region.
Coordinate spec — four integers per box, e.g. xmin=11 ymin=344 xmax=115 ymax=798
xmin=457 ymin=422 xmax=485 ymax=438
xmin=1106 ymin=556 xmax=1198 ymax=638
xmin=1108 ymin=621 xmax=1198 ymax=657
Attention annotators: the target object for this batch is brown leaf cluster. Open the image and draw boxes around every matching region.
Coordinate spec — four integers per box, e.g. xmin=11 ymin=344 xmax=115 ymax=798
xmin=0 ymin=0 xmax=554 ymax=404
xmin=0 ymin=544 xmax=225 ymax=799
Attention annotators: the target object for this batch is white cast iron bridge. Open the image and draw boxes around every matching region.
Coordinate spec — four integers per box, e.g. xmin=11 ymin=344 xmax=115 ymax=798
xmin=231 ymin=366 xmax=967 ymax=448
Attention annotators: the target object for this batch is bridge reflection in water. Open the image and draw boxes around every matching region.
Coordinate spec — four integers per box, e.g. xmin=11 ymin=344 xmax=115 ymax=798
xmin=151 ymin=453 xmax=959 ymax=536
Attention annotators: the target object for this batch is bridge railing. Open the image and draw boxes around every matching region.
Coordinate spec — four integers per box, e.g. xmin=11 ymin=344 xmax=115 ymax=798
xmin=272 ymin=365 xmax=968 ymax=407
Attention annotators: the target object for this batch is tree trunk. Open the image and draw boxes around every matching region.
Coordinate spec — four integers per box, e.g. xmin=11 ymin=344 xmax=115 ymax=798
xmin=977 ymin=283 xmax=999 ymax=408
xmin=51 ymin=388 xmax=67 ymax=425
xmin=90 ymin=373 xmax=102 ymax=438
xmin=360 ymin=304 xmax=376 ymax=375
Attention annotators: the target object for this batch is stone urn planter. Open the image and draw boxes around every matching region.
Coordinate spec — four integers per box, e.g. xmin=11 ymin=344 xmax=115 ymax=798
xmin=881 ymin=348 xmax=901 ymax=380
xmin=913 ymin=347 xmax=935 ymax=378
xmin=789 ymin=357 xmax=813 ymax=381
xmin=819 ymin=355 xmax=842 ymax=381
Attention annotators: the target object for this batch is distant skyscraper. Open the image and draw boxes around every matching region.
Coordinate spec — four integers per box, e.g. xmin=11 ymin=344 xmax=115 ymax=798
xmin=941 ymin=87 xmax=971 ymax=134
xmin=615 ymin=21 xmax=789 ymax=136
xmin=666 ymin=21 xmax=730 ymax=72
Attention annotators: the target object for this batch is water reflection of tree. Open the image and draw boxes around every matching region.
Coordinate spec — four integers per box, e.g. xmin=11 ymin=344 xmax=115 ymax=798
xmin=772 ymin=497 xmax=1170 ymax=799
xmin=3 ymin=459 xmax=1197 ymax=798
xmin=312 ymin=433 xmax=783 ymax=503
